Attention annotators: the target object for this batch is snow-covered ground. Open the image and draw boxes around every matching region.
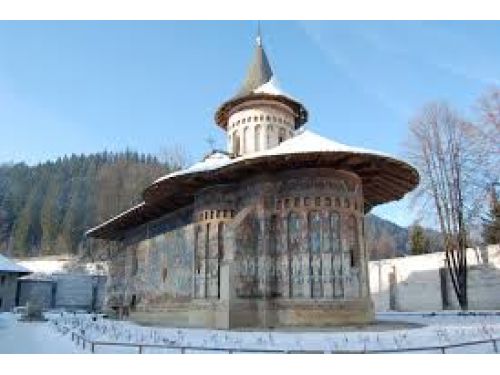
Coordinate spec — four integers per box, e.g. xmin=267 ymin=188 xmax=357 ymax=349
xmin=0 ymin=312 xmax=82 ymax=354
xmin=51 ymin=311 xmax=500 ymax=354
xmin=2 ymin=311 xmax=500 ymax=354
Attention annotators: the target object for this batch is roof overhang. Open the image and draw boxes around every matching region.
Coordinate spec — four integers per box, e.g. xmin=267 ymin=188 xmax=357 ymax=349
xmin=86 ymin=150 xmax=418 ymax=241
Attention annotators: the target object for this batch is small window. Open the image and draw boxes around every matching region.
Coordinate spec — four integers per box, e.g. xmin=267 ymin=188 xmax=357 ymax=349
xmin=247 ymin=116 xmax=251 ymax=122
xmin=276 ymin=199 xmax=282 ymax=210
xmin=315 ymin=197 xmax=321 ymax=206
xmin=216 ymin=210 xmax=220 ymax=219
xmin=284 ymin=198 xmax=290 ymax=208
xmin=130 ymin=295 xmax=137 ymax=310
xmin=223 ymin=210 xmax=228 ymax=218
xmin=294 ymin=197 xmax=300 ymax=207
xmin=242 ymin=118 xmax=246 ymax=124
xmin=210 ymin=211 xmax=214 ymax=219
xmin=325 ymin=197 xmax=332 ymax=206
xmin=254 ymin=116 xmax=258 ymax=122
xmin=237 ymin=120 xmax=240 ymax=125
xmin=162 ymin=268 xmax=168 ymax=282
xmin=266 ymin=115 xmax=271 ymax=121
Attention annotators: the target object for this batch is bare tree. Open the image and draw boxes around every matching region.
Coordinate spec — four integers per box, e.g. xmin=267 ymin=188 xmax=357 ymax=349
xmin=475 ymin=86 xmax=500 ymax=152
xmin=159 ymin=144 xmax=190 ymax=171
xmin=406 ymin=102 xmax=479 ymax=309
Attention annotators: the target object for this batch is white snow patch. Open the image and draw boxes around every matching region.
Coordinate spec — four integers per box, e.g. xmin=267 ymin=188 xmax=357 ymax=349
xmin=0 ymin=313 xmax=83 ymax=354
xmin=85 ymin=201 xmax=145 ymax=236
xmin=17 ymin=258 xmax=69 ymax=274
xmin=0 ymin=253 xmax=30 ymax=273
xmin=253 ymin=77 xmax=284 ymax=96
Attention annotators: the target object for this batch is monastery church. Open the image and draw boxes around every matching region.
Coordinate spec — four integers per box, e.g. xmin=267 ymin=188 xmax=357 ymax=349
xmin=86 ymin=31 xmax=418 ymax=328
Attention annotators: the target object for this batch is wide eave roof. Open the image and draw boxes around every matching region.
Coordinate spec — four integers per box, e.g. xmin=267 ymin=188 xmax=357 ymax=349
xmin=86 ymin=131 xmax=419 ymax=240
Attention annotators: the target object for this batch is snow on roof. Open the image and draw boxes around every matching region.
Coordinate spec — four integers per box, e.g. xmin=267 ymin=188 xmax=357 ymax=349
xmin=253 ymin=77 xmax=284 ymax=96
xmin=155 ymin=150 xmax=231 ymax=182
xmin=252 ymin=77 xmax=303 ymax=105
xmin=0 ymin=254 xmax=30 ymax=273
xmin=84 ymin=201 xmax=146 ymax=236
xmin=249 ymin=129 xmax=392 ymax=158
xmin=18 ymin=273 xmax=54 ymax=282
xmin=16 ymin=258 xmax=69 ymax=274
xmin=153 ymin=129 xmax=394 ymax=185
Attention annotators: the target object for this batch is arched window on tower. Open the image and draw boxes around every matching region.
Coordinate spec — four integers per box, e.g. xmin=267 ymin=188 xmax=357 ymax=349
xmin=255 ymin=125 xmax=261 ymax=152
xmin=278 ymin=128 xmax=286 ymax=144
xmin=233 ymin=132 xmax=240 ymax=156
xmin=243 ymin=127 xmax=249 ymax=153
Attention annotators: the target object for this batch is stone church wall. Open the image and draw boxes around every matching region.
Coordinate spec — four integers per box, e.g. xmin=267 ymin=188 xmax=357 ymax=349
xmin=109 ymin=168 xmax=375 ymax=328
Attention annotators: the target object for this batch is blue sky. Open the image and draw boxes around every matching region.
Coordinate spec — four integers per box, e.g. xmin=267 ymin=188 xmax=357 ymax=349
xmin=0 ymin=21 xmax=499 ymax=227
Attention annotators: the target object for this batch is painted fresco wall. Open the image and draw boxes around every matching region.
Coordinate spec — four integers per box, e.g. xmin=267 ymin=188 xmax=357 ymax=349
xmin=230 ymin=169 xmax=368 ymax=301
xmin=107 ymin=168 xmax=370 ymax=319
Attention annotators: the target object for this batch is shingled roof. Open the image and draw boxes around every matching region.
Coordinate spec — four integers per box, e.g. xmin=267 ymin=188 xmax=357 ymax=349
xmin=237 ymin=37 xmax=273 ymax=97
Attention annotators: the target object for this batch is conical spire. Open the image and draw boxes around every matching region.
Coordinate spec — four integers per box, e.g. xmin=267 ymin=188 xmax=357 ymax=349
xmin=237 ymin=32 xmax=273 ymax=97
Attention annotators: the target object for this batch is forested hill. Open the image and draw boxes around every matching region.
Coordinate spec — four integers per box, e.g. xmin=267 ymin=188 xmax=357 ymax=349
xmin=0 ymin=152 xmax=171 ymax=257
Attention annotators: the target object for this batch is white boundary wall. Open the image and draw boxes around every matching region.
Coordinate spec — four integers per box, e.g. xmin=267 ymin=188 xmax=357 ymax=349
xmin=369 ymin=244 xmax=500 ymax=311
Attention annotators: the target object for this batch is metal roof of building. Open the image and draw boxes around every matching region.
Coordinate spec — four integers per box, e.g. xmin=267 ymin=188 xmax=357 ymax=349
xmin=236 ymin=38 xmax=273 ymax=97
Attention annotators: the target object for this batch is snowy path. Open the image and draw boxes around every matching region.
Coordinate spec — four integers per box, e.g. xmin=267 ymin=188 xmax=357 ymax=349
xmin=0 ymin=313 xmax=82 ymax=354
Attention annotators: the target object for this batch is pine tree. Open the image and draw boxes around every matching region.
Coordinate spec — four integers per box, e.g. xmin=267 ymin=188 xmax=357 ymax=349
xmin=409 ymin=223 xmax=429 ymax=255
